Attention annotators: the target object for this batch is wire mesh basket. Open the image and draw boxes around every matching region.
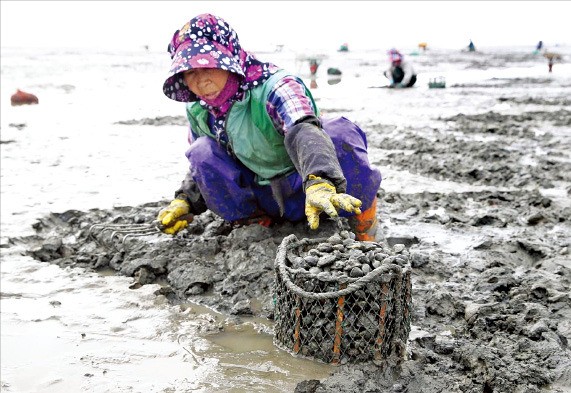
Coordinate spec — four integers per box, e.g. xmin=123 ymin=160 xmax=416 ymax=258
xmin=273 ymin=233 xmax=412 ymax=365
xmin=428 ymin=76 xmax=446 ymax=88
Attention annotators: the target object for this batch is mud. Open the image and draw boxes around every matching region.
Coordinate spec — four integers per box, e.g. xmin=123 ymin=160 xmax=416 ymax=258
xmin=113 ymin=115 xmax=188 ymax=126
xmin=5 ymin=86 xmax=571 ymax=392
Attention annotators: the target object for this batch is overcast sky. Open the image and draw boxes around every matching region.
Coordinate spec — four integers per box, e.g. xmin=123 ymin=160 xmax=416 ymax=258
xmin=1 ymin=1 xmax=570 ymax=52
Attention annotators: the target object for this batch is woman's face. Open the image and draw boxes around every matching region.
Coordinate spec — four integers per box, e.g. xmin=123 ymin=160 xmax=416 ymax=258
xmin=182 ymin=68 xmax=230 ymax=100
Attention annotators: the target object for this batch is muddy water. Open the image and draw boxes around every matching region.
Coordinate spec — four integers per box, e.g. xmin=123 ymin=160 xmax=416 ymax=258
xmin=1 ymin=251 xmax=332 ymax=393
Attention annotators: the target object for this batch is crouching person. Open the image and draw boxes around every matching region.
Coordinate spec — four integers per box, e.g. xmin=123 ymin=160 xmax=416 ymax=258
xmin=158 ymin=13 xmax=382 ymax=241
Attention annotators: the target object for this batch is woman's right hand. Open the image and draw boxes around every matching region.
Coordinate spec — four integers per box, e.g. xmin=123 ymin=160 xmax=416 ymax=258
xmin=157 ymin=198 xmax=193 ymax=234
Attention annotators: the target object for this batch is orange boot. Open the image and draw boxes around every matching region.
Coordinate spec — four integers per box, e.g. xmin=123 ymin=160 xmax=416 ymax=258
xmin=231 ymin=210 xmax=273 ymax=228
xmin=349 ymin=197 xmax=379 ymax=241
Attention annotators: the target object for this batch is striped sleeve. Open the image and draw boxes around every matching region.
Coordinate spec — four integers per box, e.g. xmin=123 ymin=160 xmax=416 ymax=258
xmin=266 ymin=76 xmax=317 ymax=135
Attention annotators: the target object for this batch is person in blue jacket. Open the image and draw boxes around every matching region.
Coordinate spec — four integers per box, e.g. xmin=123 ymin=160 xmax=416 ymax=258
xmin=157 ymin=14 xmax=382 ymax=241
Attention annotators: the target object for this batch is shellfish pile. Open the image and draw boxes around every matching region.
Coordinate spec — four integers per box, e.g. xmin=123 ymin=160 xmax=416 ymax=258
xmin=285 ymin=230 xmax=410 ymax=281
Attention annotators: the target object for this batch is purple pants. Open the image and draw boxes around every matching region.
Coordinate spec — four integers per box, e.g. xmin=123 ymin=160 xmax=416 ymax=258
xmin=185 ymin=116 xmax=382 ymax=222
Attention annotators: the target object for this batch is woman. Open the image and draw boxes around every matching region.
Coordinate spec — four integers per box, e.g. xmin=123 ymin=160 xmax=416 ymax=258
xmin=384 ymin=48 xmax=417 ymax=88
xmin=158 ymin=14 xmax=382 ymax=241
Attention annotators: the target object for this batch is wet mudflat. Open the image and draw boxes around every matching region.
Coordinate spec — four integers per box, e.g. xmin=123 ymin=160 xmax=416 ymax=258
xmin=2 ymin=47 xmax=570 ymax=392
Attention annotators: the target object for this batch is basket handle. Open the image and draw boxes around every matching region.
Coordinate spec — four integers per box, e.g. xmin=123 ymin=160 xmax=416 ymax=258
xmin=276 ymin=234 xmax=403 ymax=300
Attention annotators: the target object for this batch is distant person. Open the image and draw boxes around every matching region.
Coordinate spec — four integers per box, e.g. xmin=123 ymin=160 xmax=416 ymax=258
xmin=544 ymin=52 xmax=561 ymax=73
xmin=157 ymin=13 xmax=382 ymax=241
xmin=533 ymin=41 xmax=543 ymax=55
xmin=309 ymin=59 xmax=319 ymax=75
xmin=468 ymin=39 xmax=476 ymax=52
xmin=383 ymin=49 xmax=417 ymax=88
xmin=548 ymin=57 xmax=554 ymax=73
xmin=338 ymin=43 xmax=349 ymax=52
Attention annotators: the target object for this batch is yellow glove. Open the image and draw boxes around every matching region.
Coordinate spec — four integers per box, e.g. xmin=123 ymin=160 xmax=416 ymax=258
xmin=305 ymin=175 xmax=362 ymax=230
xmin=157 ymin=198 xmax=192 ymax=235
